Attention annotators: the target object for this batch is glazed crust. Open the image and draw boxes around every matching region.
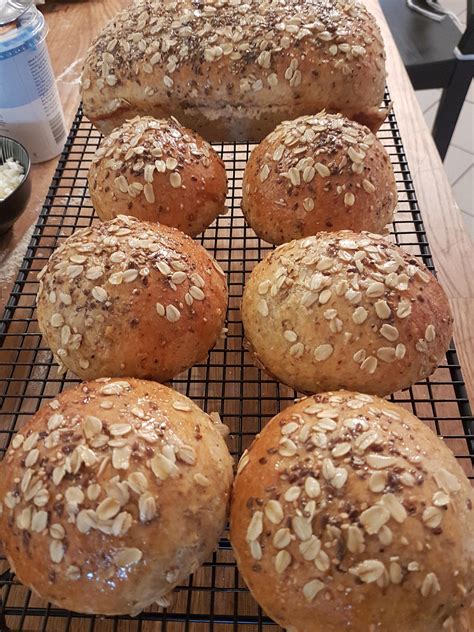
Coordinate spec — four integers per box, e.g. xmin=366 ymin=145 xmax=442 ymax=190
xmin=230 ymin=391 xmax=474 ymax=632
xmin=36 ymin=216 xmax=228 ymax=381
xmin=81 ymin=0 xmax=388 ymax=140
xmin=88 ymin=116 xmax=228 ymax=237
xmin=242 ymin=113 xmax=397 ymax=245
xmin=0 ymin=378 xmax=234 ymax=615
xmin=241 ymin=231 xmax=453 ymax=396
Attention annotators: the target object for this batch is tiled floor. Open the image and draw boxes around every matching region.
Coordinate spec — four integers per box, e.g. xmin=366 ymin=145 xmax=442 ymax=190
xmin=412 ymin=1 xmax=473 ymax=238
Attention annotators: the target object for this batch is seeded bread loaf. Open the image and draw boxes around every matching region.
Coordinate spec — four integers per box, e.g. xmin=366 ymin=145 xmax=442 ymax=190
xmin=81 ymin=0 xmax=388 ymax=141
xmin=242 ymin=113 xmax=397 ymax=245
xmin=241 ymin=231 xmax=453 ymax=396
xmin=0 ymin=378 xmax=233 ymax=615
xmin=36 ymin=215 xmax=227 ymax=381
xmin=88 ymin=116 xmax=228 ymax=237
xmin=230 ymin=391 xmax=474 ymax=632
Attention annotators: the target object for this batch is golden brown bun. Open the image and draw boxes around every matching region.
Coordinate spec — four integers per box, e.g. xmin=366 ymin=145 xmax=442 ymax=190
xmin=242 ymin=113 xmax=397 ymax=245
xmin=36 ymin=216 xmax=227 ymax=381
xmin=81 ymin=0 xmax=388 ymax=141
xmin=230 ymin=391 xmax=474 ymax=632
xmin=88 ymin=116 xmax=228 ymax=237
xmin=0 ymin=378 xmax=234 ymax=616
xmin=241 ymin=231 xmax=453 ymax=396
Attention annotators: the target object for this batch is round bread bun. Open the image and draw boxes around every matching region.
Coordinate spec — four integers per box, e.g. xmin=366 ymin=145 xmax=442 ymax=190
xmin=241 ymin=231 xmax=453 ymax=397
xmin=36 ymin=215 xmax=228 ymax=381
xmin=230 ymin=391 xmax=474 ymax=632
xmin=242 ymin=112 xmax=397 ymax=245
xmin=0 ymin=378 xmax=234 ymax=615
xmin=88 ymin=116 xmax=228 ymax=237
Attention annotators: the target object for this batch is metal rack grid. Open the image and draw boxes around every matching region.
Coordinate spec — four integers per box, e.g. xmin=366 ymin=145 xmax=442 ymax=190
xmin=0 ymin=95 xmax=473 ymax=631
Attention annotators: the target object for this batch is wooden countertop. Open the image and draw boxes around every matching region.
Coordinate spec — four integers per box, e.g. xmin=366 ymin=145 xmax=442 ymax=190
xmin=0 ymin=0 xmax=473 ymax=408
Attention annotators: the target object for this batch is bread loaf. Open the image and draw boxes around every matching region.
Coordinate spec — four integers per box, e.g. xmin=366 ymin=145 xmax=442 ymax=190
xmin=241 ymin=231 xmax=453 ymax=396
xmin=242 ymin=112 xmax=397 ymax=244
xmin=88 ymin=116 xmax=228 ymax=237
xmin=81 ymin=0 xmax=388 ymax=140
xmin=230 ymin=391 xmax=474 ymax=632
xmin=36 ymin=216 xmax=228 ymax=381
xmin=0 ymin=378 xmax=234 ymax=615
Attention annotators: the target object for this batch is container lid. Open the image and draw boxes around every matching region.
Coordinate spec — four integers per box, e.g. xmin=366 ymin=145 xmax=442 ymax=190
xmin=0 ymin=0 xmax=32 ymax=26
xmin=0 ymin=0 xmax=45 ymax=57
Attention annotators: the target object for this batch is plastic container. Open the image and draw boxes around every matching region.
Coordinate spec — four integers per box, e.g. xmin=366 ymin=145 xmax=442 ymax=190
xmin=0 ymin=1 xmax=67 ymax=163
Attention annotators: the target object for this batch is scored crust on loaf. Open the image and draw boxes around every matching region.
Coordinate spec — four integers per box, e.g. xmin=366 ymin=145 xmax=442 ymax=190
xmin=88 ymin=116 xmax=228 ymax=236
xmin=242 ymin=112 xmax=397 ymax=244
xmin=230 ymin=391 xmax=474 ymax=632
xmin=0 ymin=379 xmax=234 ymax=615
xmin=36 ymin=215 xmax=228 ymax=381
xmin=81 ymin=0 xmax=388 ymax=139
xmin=241 ymin=231 xmax=453 ymax=396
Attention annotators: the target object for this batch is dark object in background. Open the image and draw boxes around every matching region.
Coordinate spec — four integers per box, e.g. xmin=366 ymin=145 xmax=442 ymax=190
xmin=0 ymin=136 xmax=31 ymax=235
xmin=381 ymin=0 xmax=474 ymax=160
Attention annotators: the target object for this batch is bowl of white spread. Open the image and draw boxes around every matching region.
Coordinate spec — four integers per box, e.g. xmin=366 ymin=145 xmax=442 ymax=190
xmin=0 ymin=135 xmax=31 ymax=234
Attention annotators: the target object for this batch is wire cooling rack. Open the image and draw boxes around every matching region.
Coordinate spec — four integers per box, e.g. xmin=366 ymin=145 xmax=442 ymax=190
xmin=0 ymin=94 xmax=473 ymax=631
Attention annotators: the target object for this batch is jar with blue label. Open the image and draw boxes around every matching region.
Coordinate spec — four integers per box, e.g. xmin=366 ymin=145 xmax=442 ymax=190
xmin=0 ymin=0 xmax=67 ymax=163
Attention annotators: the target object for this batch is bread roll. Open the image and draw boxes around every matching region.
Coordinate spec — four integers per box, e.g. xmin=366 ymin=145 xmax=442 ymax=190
xmin=81 ymin=0 xmax=388 ymax=140
xmin=242 ymin=113 xmax=397 ymax=245
xmin=88 ymin=116 xmax=228 ymax=237
xmin=241 ymin=231 xmax=453 ymax=396
xmin=0 ymin=378 xmax=233 ymax=615
xmin=230 ymin=391 xmax=474 ymax=632
xmin=36 ymin=215 xmax=227 ymax=381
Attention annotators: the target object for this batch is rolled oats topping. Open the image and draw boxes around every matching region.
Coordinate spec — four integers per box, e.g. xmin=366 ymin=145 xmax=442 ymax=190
xmin=243 ymin=230 xmax=452 ymax=394
xmin=35 ymin=215 xmax=226 ymax=379
xmin=90 ymin=116 xmax=219 ymax=203
xmin=0 ymin=380 xmax=214 ymax=583
xmin=83 ymin=0 xmax=383 ymax=106
xmin=234 ymin=391 xmax=468 ymax=605
xmin=248 ymin=112 xmax=381 ymax=212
